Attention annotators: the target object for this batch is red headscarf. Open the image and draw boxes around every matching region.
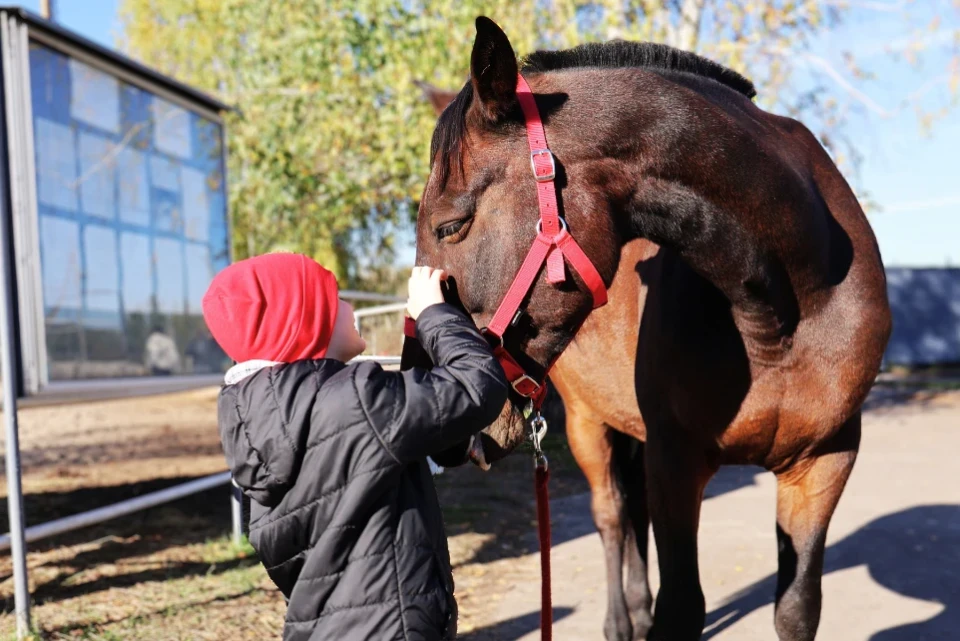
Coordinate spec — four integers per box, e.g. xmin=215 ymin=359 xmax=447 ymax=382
xmin=202 ymin=253 xmax=340 ymax=363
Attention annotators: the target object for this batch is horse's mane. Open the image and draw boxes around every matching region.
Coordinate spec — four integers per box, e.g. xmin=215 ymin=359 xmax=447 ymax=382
xmin=522 ymin=41 xmax=756 ymax=99
xmin=430 ymin=41 xmax=755 ymax=189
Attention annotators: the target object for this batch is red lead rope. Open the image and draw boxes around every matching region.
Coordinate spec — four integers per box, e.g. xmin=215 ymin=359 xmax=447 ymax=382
xmin=535 ymin=463 xmax=552 ymax=640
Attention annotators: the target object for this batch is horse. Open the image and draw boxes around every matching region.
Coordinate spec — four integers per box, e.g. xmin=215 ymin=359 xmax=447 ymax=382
xmin=414 ymin=17 xmax=892 ymax=641
xmin=416 ymin=78 xmax=658 ymax=640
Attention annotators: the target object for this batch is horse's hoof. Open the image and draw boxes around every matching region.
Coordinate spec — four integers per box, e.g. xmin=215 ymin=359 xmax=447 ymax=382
xmin=630 ymin=612 xmax=653 ymax=640
xmin=603 ymin=616 xmax=633 ymax=641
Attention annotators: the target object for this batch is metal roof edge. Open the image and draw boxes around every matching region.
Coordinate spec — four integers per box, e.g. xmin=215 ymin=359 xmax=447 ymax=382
xmin=0 ymin=5 xmax=232 ymax=113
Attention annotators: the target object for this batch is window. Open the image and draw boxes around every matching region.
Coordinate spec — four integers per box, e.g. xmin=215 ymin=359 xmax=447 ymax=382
xmin=29 ymin=43 xmax=230 ymax=380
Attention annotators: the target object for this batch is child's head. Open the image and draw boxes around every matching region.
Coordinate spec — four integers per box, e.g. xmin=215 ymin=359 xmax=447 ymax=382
xmin=202 ymin=253 xmax=366 ymax=364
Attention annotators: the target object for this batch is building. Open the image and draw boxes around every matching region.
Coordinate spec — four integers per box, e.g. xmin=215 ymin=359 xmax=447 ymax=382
xmin=0 ymin=7 xmax=231 ymax=398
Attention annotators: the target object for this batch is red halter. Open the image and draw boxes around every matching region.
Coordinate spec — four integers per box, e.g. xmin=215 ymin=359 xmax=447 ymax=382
xmin=407 ymin=73 xmax=608 ymax=409
xmin=482 ymin=73 xmax=607 ymax=407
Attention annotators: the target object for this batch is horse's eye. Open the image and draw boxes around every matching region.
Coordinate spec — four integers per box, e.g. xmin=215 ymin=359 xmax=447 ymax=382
xmin=436 ymin=217 xmax=471 ymax=242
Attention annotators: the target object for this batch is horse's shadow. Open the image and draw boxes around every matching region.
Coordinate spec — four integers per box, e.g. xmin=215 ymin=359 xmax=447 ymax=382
xmin=459 ymin=606 xmax=575 ymax=640
xmin=703 ymin=504 xmax=960 ymax=641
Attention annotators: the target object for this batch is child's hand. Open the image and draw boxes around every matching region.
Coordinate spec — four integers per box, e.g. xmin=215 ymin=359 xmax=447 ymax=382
xmin=407 ymin=266 xmax=447 ymax=320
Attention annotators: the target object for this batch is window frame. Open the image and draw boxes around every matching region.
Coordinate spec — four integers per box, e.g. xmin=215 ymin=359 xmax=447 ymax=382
xmin=0 ymin=8 xmax=232 ymax=400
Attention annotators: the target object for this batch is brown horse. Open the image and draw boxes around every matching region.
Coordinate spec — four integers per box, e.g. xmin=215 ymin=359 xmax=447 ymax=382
xmin=415 ymin=17 xmax=891 ymax=641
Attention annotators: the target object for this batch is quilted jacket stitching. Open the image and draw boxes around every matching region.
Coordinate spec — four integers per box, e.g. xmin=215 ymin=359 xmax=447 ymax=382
xmin=252 ymin=465 xmax=391 ymax=531
xmin=352 ymin=364 xmax=402 ymax=465
xmin=265 ymin=365 xmax=300 ymax=455
xmin=231 ymin=391 xmax=282 ymax=486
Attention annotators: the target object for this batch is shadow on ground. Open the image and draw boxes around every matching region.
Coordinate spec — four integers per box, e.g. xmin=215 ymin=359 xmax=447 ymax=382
xmin=442 ymin=380 xmax=954 ymax=570
xmin=0 ymin=477 xmax=242 ymax=613
xmin=0 ymin=433 xmax=224 ymax=475
xmin=460 ymin=606 xmax=575 ymax=641
xmin=864 ymin=385 xmax=960 ymax=412
xmin=703 ymin=504 xmax=960 ymax=641
xmin=438 ymin=384 xmax=765 ymax=569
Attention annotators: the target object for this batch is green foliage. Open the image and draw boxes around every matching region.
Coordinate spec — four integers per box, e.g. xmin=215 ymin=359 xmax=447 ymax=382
xmin=119 ymin=2 xmax=959 ymax=286
xmin=118 ymin=1 xmax=537 ymax=286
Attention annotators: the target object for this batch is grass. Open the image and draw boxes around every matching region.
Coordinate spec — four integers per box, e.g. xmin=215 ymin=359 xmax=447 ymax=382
xmin=198 ymin=536 xmax=256 ymax=565
xmin=0 ymin=424 xmax=590 ymax=641
xmin=0 ymin=508 xmax=284 ymax=641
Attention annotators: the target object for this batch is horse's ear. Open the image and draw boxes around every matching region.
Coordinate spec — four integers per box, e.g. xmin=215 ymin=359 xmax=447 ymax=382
xmin=414 ymin=80 xmax=459 ymax=117
xmin=470 ymin=16 xmax=518 ymax=121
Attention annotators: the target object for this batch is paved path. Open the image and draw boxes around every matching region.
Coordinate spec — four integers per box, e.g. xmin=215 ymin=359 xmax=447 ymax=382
xmin=462 ymin=392 xmax=960 ymax=640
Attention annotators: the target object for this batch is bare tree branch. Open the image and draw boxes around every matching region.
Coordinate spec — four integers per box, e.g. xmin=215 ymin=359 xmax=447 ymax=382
xmin=798 ymin=51 xmax=892 ymax=115
xmin=822 ymin=0 xmax=909 ymax=12
xmin=676 ymin=0 xmax=706 ymax=51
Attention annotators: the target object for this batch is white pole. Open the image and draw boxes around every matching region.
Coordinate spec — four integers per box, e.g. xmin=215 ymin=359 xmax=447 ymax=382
xmin=0 ymin=472 xmax=232 ymax=552
xmin=0 ymin=117 xmax=30 ymax=636
xmin=230 ymin=479 xmax=243 ymax=546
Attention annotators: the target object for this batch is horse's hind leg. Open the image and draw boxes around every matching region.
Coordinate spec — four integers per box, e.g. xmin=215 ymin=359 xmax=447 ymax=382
xmin=613 ymin=430 xmax=654 ymax=639
xmin=774 ymin=412 xmax=861 ymax=641
xmin=646 ymin=425 xmax=717 ymax=641
xmin=567 ymin=413 xmax=633 ymax=641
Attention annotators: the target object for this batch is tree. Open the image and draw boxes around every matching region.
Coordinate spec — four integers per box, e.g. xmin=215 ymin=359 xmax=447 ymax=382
xmin=118 ymin=1 xmax=538 ymax=287
xmin=120 ymin=1 xmax=958 ymax=286
xmin=486 ymin=1 xmax=960 ymax=197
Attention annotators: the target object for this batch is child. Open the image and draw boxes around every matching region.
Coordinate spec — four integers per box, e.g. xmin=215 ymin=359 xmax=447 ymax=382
xmin=202 ymin=253 xmax=508 ymax=641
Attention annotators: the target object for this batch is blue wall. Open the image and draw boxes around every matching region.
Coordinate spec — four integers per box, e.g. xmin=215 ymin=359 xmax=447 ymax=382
xmin=885 ymin=268 xmax=960 ymax=366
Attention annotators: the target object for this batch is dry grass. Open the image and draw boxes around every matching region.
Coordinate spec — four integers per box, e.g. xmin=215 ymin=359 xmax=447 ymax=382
xmin=0 ymin=386 xmax=587 ymax=640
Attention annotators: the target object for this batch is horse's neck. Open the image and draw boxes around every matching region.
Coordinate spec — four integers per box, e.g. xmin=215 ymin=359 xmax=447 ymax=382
xmin=624 ymin=172 xmax=801 ymax=344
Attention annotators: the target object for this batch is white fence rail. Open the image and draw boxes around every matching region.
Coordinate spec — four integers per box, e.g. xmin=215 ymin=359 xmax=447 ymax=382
xmin=0 ymin=472 xmax=233 ymax=552
xmin=340 ymin=290 xmax=405 ymax=303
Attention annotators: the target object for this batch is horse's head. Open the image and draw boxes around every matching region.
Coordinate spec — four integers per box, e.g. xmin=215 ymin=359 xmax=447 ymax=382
xmin=416 ymin=18 xmax=625 ymax=463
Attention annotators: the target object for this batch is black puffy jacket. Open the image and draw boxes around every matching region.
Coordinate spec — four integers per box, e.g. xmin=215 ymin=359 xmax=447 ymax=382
xmin=217 ymin=304 xmax=508 ymax=640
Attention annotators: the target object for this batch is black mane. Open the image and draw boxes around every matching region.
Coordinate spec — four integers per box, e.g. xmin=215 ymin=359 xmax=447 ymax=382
xmin=430 ymin=41 xmax=755 ymax=188
xmin=521 ymin=41 xmax=756 ymax=99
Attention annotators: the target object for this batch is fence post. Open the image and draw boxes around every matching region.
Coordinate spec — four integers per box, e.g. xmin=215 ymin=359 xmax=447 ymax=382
xmin=0 ymin=14 xmax=31 ymax=633
xmin=230 ymin=478 xmax=243 ymax=546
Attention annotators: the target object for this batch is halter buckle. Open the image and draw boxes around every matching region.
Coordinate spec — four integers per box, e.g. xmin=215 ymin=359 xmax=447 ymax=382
xmin=530 ymin=149 xmax=556 ymax=182
xmin=511 ymin=374 xmax=541 ymax=398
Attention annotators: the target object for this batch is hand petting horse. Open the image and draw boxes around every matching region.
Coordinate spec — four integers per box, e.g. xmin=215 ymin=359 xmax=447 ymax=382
xmin=416 ymin=17 xmax=891 ymax=641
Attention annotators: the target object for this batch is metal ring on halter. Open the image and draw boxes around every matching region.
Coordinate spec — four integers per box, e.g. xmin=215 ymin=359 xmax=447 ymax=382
xmin=481 ymin=327 xmax=505 ymax=348
xmin=535 ymin=217 xmax=567 ymax=235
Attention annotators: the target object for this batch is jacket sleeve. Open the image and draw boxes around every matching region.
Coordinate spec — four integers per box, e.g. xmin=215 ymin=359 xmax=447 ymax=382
xmin=353 ymin=303 xmax=509 ymax=465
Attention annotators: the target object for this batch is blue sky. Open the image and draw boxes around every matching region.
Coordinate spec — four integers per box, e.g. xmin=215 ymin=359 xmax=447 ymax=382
xmin=20 ymin=0 xmax=960 ymax=267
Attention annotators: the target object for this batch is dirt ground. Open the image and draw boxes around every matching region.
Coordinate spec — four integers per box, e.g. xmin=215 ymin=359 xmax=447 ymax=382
xmin=464 ymin=386 xmax=960 ymax=641
xmin=0 ymin=383 xmax=956 ymax=639
xmin=0 ymin=385 xmax=587 ymax=639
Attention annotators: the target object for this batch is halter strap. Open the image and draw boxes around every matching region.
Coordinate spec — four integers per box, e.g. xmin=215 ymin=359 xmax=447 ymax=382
xmin=406 ymin=73 xmax=608 ymax=410
xmin=481 ymin=74 xmax=607 ymax=406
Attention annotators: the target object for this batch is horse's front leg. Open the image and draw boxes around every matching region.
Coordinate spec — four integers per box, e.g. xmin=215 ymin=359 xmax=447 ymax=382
xmin=567 ymin=410 xmax=634 ymax=641
xmin=646 ymin=422 xmax=717 ymax=641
